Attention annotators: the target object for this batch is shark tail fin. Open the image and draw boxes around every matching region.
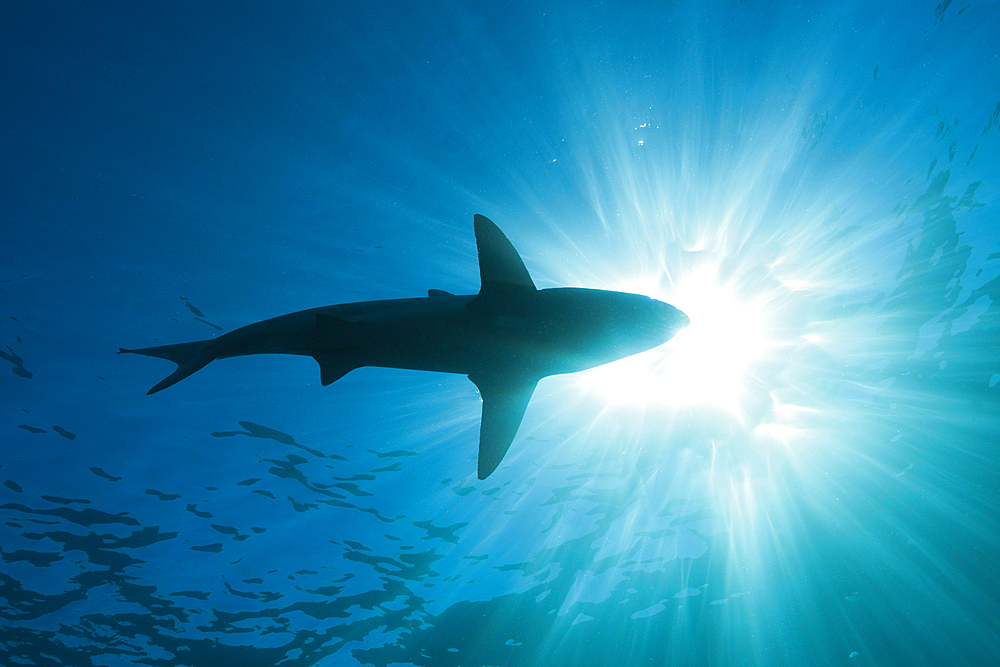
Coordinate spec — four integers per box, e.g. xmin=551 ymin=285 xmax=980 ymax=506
xmin=119 ymin=340 xmax=217 ymax=394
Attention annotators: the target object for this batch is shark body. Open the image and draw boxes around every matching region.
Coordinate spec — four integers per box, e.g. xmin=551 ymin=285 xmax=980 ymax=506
xmin=121 ymin=215 xmax=688 ymax=478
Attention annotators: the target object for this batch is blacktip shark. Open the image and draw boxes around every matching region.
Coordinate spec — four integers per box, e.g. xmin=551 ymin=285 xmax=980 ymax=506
xmin=121 ymin=215 xmax=689 ymax=479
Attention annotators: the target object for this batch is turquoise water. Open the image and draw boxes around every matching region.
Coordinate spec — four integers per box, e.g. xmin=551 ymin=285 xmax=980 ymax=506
xmin=2 ymin=2 xmax=999 ymax=665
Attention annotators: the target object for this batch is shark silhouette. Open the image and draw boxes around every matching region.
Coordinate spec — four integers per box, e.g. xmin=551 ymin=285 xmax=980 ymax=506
xmin=121 ymin=215 xmax=689 ymax=479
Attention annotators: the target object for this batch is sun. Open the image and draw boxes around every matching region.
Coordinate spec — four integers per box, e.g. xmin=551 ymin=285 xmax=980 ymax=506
xmin=575 ymin=263 xmax=774 ymax=419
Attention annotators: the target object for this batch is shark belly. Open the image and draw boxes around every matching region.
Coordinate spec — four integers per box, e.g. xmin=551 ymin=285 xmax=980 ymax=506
xmin=203 ymin=294 xmax=548 ymax=379
xmin=320 ymin=295 xmax=535 ymax=377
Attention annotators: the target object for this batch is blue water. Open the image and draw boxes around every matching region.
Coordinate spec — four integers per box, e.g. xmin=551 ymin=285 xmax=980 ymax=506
xmin=3 ymin=1 xmax=999 ymax=665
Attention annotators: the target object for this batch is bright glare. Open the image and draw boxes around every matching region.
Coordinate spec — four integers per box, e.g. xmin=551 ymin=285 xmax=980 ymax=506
xmin=577 ymin=264 xmax=773 ymax=418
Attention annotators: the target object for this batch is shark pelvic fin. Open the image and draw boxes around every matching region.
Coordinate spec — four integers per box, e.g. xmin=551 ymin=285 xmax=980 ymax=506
xmin=313 ymin=353 xmax=357 ymax=385
xmin=311 ymin=313 xmax=362 ymax=385
xmin=470 ymin=372 xmax=538 ymax=479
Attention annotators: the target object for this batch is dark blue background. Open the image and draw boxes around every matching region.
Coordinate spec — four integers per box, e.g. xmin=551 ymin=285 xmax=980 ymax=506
xmin=3 ymin=1 xmax=999 ymax=665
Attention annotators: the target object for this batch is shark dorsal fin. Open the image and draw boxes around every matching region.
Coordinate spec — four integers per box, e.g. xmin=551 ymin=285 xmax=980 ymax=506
xmin=470 ymin=214 xmax=536 ymax=312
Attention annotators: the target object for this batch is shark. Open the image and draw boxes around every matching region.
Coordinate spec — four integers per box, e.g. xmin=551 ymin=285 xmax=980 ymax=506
xmin=121 ymin=215 xmax=689 ymax=479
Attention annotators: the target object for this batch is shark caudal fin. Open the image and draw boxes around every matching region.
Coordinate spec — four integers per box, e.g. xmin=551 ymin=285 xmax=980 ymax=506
xmin=118 ymin=340 xmax=218 ymax=394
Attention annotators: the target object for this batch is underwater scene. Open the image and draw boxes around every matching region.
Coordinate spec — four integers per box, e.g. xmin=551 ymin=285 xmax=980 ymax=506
xmin=2 ymin=1 xmax=999 ymax=665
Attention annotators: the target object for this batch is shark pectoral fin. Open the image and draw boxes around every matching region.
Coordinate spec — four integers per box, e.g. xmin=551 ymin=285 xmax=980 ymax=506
xmin=470 ymin=373 xmax=538 ymax=480
xmin=312 ymin=354 xmax=357 ymax=386
xmin=469 ymin=215 xmax=537 ymax=313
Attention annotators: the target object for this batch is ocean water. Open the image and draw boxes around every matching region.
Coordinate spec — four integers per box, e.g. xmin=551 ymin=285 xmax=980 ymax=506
xmin=2 ymin=1 xmax=999 ymax=665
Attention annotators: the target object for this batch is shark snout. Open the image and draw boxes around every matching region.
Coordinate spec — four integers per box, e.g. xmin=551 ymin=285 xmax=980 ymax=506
xmin=639 ymin=299 xmax=689 ymax=345
xmin=659 ymin=303 xmax=690 ymax=340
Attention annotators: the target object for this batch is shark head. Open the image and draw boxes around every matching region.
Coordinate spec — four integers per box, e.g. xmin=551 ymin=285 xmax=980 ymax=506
xmin=648 ymin=295 xmax=691 ymax=343
xmin=589 ymin=290 xmax=689 ymax=362
xmin=528 ymin=288 xmax=689 ymax=375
